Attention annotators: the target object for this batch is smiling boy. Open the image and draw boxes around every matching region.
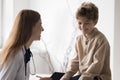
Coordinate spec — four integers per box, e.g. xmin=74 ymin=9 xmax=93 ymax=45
xmin=60 ymin=2 xmax=111 ymax=80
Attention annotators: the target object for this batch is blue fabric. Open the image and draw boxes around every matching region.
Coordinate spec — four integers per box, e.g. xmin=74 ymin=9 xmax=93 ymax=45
xmin=24 ymin=48 xmax=32 ymax=64
xmin=24 ymin=47 xmax=32 ymax=76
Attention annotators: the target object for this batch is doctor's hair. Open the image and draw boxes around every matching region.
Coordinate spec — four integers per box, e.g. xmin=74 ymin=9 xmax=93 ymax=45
xmin=76 ymin=2 xmax=99 ymax=22
xmin=0 ymin=9 xmax=40 ymax=66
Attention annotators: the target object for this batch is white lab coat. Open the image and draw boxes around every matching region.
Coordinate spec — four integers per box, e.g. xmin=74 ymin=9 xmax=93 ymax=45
xmin=0 ymin=46 xmax=30 ymax=80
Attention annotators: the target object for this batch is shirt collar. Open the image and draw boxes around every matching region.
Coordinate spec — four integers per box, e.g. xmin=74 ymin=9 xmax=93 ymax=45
xmin=83 ymin=28 xmax=98 ymax=40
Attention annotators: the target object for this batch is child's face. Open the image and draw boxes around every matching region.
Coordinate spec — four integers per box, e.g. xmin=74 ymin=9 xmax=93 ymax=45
xmin=77 ymin=17 xmax=97 ymax=36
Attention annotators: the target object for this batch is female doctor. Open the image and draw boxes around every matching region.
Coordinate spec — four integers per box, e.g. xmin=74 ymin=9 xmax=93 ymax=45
xmin=0 ymin=9 xmax=44 ymax=80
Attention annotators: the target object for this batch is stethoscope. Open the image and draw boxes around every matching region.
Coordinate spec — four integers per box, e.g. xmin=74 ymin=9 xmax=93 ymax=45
xmin=30 ymin=56 xmax=43 ymax=78
xmin=29 ymin=38 xmax=54 ymax=78
xmin=30 ymin=55 xmax=36 ymax=75
xmin=23 ymin=45 xmax=37 ymax=76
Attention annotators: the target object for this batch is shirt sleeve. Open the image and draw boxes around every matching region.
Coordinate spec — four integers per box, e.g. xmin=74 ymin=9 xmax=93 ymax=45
xmin=81 ymin=38 xmax=110 ymax=79
xmin=0 ymin=51 xmax=23 ymax=80
xmin=63 ymin=37 xmax=80 ymax=79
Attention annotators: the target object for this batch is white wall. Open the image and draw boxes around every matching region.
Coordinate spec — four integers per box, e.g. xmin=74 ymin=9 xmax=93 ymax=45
xmin=2 ymin=0 xmax=14 ymax=44
xmin=114 ymin=0 xmax=120 ymax=80
xmin=2 ymin=0 xmax=29 ymax=44
xmin=14 ymin=0 xmax=30 ymax=17
xmin=0 ymin=0 xmax=2 ymax=46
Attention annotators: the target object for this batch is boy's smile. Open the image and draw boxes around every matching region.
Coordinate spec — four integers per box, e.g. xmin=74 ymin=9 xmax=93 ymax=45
xmin=77 ymin=17 xmax=97 ymax=37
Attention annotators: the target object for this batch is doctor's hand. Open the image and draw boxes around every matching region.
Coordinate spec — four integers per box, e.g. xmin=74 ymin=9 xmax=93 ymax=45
xmin=39 ymin=77 xmax=52 ymax=80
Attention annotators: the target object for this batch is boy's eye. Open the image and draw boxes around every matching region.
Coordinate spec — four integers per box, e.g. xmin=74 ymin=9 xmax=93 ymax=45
xmin=78 ymin=22 xmax=82 ymax=25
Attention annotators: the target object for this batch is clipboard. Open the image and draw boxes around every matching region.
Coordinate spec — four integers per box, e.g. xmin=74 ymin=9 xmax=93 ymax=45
xmin=50 ymin=72 xmax=80 ymax=80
